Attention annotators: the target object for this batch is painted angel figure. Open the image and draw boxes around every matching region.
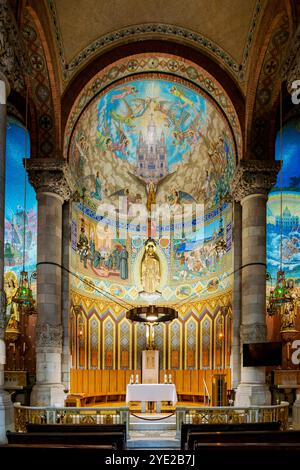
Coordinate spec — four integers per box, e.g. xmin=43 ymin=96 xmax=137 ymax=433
xmin=128 ymin=171 xmax=177 ymax=213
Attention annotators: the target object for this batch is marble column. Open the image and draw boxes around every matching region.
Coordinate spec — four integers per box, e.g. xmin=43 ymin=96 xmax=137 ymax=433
xmin=230 ymin=202 xmax=242 ymax=390
xmin=232 ymin=160 xmax=279 ymax=407
xmin=0 ymin=72 xmax=14 ymax=444
xmin=293 ymin=388 xmax=300 ymax=430
xmin=27 ymin=160 xmax=74 ymax=406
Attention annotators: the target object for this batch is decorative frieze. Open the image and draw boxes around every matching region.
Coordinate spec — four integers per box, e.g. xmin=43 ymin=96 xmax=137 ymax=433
xmin=0 ymin=0 xmax=26 ymax=91
xmin=241 ymin=323 xmax=267 ymax=344
xmin=27 ymin=159 xmax=75 ymax=201
xmin=36 ymin=322 xmax=63 ymax=348
xmin=231 ymin=160 xmax=280 ymax=202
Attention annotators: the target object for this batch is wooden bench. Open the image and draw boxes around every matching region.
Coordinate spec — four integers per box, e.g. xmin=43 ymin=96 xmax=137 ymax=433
xmin=177 ymin=392 xmax=205 ymax=403
xmin=0 ymin=443 xmax=116 ymax=450
xmin=188 ymin=430 xmax=300 ymax=450
xmin=26 ymin=423 xmax=126 ymax=435
xmin=192 ymin=442 xmax=300 ymax=466
xmin=6 ymin=431 xmax=125 ymax=450
xmin=181 ymin=421 xmax=282 ymax=450
xmin=66 ymin=392 xmax=126 ymax=406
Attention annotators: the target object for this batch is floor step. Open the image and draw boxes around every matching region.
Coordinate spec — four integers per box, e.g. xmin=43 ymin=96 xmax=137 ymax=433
xmin=127 ymin=430 xmax=180 ymax=449
xmin=130 ymin=422 xmax=176 ymax=431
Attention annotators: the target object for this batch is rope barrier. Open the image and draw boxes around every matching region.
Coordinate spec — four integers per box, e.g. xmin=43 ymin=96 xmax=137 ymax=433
xmin=130 ymin=412 xmax=175 ymax=421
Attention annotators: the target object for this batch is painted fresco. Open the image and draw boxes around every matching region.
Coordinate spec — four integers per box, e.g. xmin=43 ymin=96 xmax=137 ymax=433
xmin=69 ymin=77 xmax=235 ymax=302
xmin=4 ymin=119 xmax=37 ymax=310
xmin=70 ymin=78 xmax=235 ymax=209
xmin=267 ymin=119 xmax=300 ymax=285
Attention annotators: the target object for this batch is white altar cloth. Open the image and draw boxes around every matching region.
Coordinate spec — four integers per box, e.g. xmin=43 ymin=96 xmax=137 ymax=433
xmin=126 ymin=383 xmax=177 ymax=404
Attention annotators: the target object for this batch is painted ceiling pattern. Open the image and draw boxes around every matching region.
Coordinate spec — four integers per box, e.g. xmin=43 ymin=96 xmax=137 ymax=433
xmin=47 ymin=0 xmax=263 ymax=85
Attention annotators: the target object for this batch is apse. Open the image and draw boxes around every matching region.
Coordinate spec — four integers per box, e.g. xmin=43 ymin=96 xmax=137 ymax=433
xmin=68 ymin=74 xmax=236 ymax=305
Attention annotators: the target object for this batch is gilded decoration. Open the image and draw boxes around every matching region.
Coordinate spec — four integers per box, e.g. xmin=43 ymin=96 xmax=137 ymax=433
xmin=70 ymin=290 xmax=232 ymax=371
xmin=0 ymin=289 xmax=6 ymax=338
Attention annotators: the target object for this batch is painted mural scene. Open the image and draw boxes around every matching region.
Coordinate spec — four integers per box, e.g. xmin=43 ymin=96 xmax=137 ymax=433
xmin=2 ymin=0 xmax=300 ymax=457
xmin=70 ymin=77 xmax=234 ymax=303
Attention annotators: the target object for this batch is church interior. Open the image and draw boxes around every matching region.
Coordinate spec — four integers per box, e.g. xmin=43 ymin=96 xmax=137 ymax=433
xmin=1 ymin=0 xmax=300 ymax=459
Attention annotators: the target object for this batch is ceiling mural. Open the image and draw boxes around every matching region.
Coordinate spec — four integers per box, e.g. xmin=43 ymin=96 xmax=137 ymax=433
xmin=69 ymin=75 xmax=235 ymax=304
xmin=64 ymin=54 xmax=242 ymax=161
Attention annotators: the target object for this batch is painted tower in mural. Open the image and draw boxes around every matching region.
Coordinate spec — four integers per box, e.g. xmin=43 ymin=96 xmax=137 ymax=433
xmin=136 ymin=115 xmax=168 ymax=181
xmin=276 ymin=206 xmax=299 ymax=233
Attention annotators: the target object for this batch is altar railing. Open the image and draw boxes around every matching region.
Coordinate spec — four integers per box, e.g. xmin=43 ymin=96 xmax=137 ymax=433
xmin=175 ymin=402 xmax=289 ymax=437
xmin=14 ymin=404 xmax=130 ymax=437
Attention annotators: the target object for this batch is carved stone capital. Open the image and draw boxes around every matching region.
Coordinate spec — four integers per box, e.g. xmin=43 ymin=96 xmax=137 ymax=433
xmin=241 ymin=323 xmax=267 ymax=344
xmin=231 ymin=160 xmax=280 ymax=202
xmin=36 ymin=322 xmax=63 ymax=348
xmin=27 ymin=159 xmax=75 ymax=201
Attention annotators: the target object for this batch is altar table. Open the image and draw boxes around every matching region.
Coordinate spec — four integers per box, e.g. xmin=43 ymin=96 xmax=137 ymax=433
xmin=126 ymin=383 xmax=177 ymax=412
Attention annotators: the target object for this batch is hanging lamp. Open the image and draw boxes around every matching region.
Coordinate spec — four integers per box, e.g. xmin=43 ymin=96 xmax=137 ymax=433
xmin=214 ymin=202 xmax=227 ymax=257
xmin=266 ymin=86 xmax=298 ymax=343
xmin=11 ymin=87 xmax=36 ymax=315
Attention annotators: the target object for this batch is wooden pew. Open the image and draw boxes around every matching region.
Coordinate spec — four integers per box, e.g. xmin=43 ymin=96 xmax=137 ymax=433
xmin=6 ymin=431 xmax=125 ymax=450
xmin=0 ymin=444 xmax=116 ymax=450
xmin=188 ymin=430 xmax=300 ymax=450
xmin=26 ymin=423 xmax=126 ymax=434
xmin=181 ymin=421 xmax=282 ymax=450
xmin=192 ymin=442 xmax=300 ymax=466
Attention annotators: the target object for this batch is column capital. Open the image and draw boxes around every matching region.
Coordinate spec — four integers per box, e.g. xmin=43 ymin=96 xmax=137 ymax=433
xmin=241 ymin=323 xmax=267 ymax=344
xmin=27 ymin=159 xmax=75 ymax=201
xmin=36 ymin=322 xmax=63 ymax=348
xmin=231 ymin=160 xmax=280 ymax=202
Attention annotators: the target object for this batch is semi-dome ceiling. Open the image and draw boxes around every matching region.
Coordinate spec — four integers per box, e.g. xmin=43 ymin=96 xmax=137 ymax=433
xmin=47 ymin=0 xmax=262 ymax=84
xmin=69 ymin=73 xmax=234 ymax=304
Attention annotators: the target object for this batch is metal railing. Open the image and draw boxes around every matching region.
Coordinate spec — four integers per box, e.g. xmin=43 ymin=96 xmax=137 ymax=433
xmin=14 ymin=403 xmax=130 ymax=437
xmin=175 ymin=401 xmax=289 ymax=437
xmin=14 ymin=401 xmax=289 ymax=441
